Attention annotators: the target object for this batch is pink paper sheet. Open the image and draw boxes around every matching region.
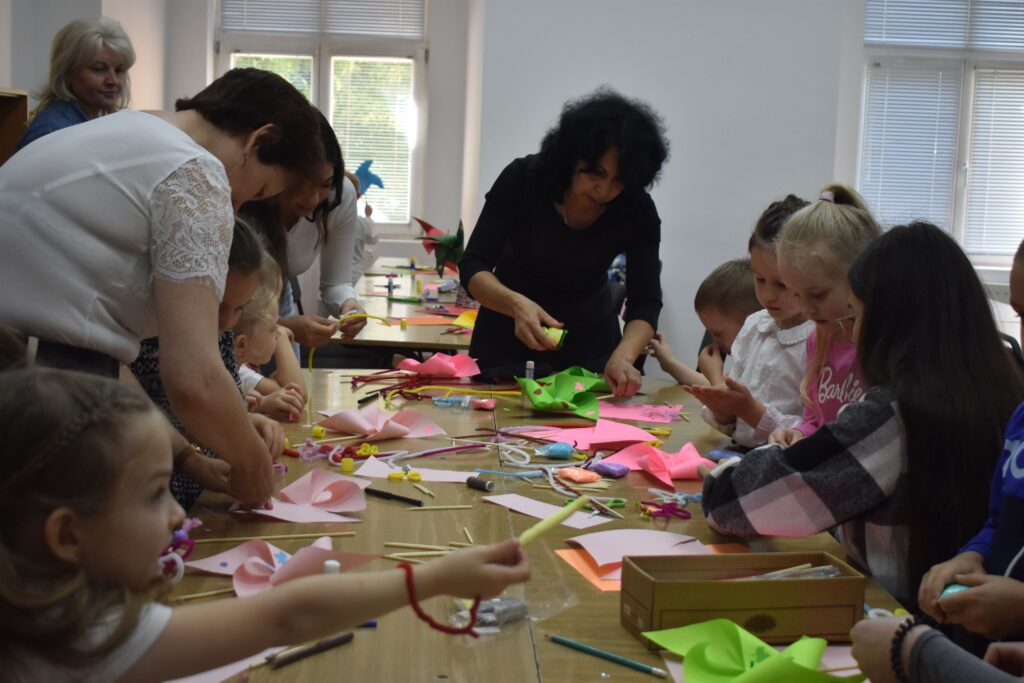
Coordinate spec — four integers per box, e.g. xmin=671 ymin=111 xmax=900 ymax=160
xmin=555 ymin=548 xmax=621 ymax=591
xmin=558 ymin=543 xmax=752 ymax=591
xmin=354 ymin=455 xmax=472 ymax=483
xmin=397 ymin=353 xmax=480 ymax=377
xmin=523 ymin=419 xmax=655 ymax=450
xmin=602 ymin=442 xmax=715 ymax=487
xmin=187 ymin=536 xmax=378 ymax=596
xmin=482 ymin=493 xmax=611 ymax=529
xmin=568 ymin=529 xmax=710 ymax=579
xmin=598 ymin=401 xmax=682 ymax=423
xmin=250 ymin=470 xmax=370 ymax=524
xmin=317 ymin=404 xmax=446 ymax=441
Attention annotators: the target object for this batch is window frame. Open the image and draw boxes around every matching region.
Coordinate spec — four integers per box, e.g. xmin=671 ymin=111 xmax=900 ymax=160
xmin=859 ymin=39 xmax=1024 ymax=271
xmin=216 ymin=28 xmax=429 ymax=235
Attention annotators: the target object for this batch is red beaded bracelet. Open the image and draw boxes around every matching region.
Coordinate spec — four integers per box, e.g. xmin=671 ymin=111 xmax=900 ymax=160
xmin=399 ymin=562 xmax=482 ymax=638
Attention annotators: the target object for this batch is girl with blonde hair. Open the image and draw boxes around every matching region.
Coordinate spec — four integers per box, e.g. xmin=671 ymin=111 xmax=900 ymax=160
xmin=769 ymin=183 xmax=881 ymax=446
xmin=16 ymin=15 xmax=135 ymax=151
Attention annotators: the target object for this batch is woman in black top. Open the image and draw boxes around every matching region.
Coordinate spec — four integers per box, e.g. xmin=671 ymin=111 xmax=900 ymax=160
xmin=460 ymin=88 xmax=669 ymax=395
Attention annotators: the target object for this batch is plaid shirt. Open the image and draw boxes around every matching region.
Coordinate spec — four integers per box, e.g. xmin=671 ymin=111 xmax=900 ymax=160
xmin=702 ymin=386 xmax=911 ymax=602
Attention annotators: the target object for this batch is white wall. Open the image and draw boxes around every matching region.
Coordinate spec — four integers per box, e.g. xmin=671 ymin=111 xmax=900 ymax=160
xmin=420 ymin=0 xmax=468 ymax=232
xmin=0 ymin=0 xmax=13 ymax=87
xmin=467 ymin=0 xmax=859 ymax=377
xmin=102 ymin=0 xmax=166 ymax=110
xmin=163 ymin=0 xmax=215 ymax=107
xmin=9 ymin=0 xmax=100 ymax=104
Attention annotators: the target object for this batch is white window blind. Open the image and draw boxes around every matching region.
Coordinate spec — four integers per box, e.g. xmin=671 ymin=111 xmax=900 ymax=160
xmin=866 ymin=0 xmax=1024 ymax=51
xmin=222 ymin=0 xmax=424 ymax=39
xmin=964 ymin=69 xmax=1024 ymax=255
xmin=331 ymin=57 xmax=415 ymax=223
xmin=230 ymin=53 xmax=314 ymax=101
xmin=859 ymin=62 xmax=962 ymax=230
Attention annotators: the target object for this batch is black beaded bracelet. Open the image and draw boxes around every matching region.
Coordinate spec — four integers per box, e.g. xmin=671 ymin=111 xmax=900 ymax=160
xmin=890 ymin=614 xmax=938 ymax=683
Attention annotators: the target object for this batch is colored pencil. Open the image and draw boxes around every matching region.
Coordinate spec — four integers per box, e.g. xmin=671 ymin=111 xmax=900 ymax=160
xmin=547 ymin=634 xmax=668 ymax=678
xmin=268 ymin=632 xmax=354 ymax=669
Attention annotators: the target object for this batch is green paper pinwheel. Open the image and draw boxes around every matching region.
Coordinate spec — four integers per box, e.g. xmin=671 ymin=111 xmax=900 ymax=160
xmin=415 ymin=217 xmax=465 ymax=278
xmin=643 ymin=619 xmax=864 ymax=683
xmin=516 ymin=366 xmax=609 ymax=420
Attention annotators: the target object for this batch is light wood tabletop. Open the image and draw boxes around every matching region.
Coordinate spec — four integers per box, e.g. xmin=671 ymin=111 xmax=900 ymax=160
xmin=174 ymin=371 xmax=899 ymax=681
xmin=362 ymin=255 xmax=459 ymax=278
xmin=331 ymin=297 xmax=472 ymax=351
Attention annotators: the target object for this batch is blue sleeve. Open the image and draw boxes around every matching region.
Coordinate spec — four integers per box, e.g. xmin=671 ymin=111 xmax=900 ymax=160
xmin=960 ymin=401 xmax=1024 ymax=559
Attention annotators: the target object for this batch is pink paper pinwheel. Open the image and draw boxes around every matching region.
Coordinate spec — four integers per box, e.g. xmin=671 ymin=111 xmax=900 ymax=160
xmin=317 ymin=404 xmax=446 ymax=442
xmin=602 ymin=442 xmax=715 ymax=487
xmin=523 ymin=419 xmax=655 ymax=450
xmin=250 ymin=469 xmax=371 ymax=524
xmin=186 ymin=536 xmax=378 ymax=596
xmin=397 ymin=353 xmax=480 ymax=378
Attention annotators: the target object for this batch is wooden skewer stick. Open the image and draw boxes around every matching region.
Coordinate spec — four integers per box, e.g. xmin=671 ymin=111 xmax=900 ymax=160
xmin=171 ymin=587 xmax=236 ymax=602
xmin=406 ymin=505 xmax=473 ymax=511
xmin=382 ymin=554 xmax=425 ymax=564
xmin=385 ymin=550 xmax=451 ymax=558
xmin=463 ymin=527 xmax=474 ymax=544
xmin=412 ymin=483 xmax=436 ymax=498
xmin=193 ymin=531 xmax=355 ymax=545
xmin=448 ymin=541 xmax=474 ymax=547
xmin=192 ymin=532 xmax=356 ymax=548
xmin=384 ymin=542 xmax=451 ymax=551
xmin=313 ymin=434 xmax=364 ymax=445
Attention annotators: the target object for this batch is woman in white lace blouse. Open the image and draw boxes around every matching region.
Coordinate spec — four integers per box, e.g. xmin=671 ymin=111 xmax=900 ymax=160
xmin=0 ymin=68 xmax=323 ymax=506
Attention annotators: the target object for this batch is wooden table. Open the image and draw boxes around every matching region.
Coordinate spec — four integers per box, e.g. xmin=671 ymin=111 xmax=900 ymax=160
xmin=175 ymin=372 xmax=899 ymax=681
xmin=363 ymin=255 xmax=459 ymax=278
xmin=332 ymin=297 xmax=472 ymax=352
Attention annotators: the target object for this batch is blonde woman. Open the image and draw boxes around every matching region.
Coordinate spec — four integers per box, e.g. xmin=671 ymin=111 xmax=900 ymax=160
xmin=16 ymin=15 xmax=135 ymax=151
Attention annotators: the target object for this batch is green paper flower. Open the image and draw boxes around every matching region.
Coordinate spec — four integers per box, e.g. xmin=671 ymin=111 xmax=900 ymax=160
xmin=515 ymin=366 xmax=608 ymax=420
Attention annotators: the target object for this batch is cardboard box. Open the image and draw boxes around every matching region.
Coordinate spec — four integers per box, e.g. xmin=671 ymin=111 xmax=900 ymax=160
xmin=620 ymin=551 xmax=865 ymax=647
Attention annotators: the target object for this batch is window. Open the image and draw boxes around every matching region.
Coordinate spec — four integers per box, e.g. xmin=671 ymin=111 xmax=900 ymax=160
xmin=859 ymin=0 xmax=1024 ymax=262
xmin=219 ymin=0 xmax=426 ymax=229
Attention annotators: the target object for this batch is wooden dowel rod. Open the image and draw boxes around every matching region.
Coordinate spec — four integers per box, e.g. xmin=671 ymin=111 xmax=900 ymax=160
xmin=384 ymin=542 xmax=451 ymax=551
xmin=193 ymin=531 xmax=355 ymax=545
xmin=171 ymin=587 xmax=236 ymax=602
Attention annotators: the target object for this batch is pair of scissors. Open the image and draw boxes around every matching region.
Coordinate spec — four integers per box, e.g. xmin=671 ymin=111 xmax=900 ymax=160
xmin=639 ymin=500 xmax=692 ymax=520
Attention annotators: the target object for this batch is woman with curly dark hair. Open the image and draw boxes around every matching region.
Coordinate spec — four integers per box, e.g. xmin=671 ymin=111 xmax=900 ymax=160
xmin=460 ymin=88 xmax=669 ymax=394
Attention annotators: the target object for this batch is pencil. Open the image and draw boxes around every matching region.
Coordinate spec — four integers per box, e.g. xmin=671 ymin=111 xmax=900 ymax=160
xmin=365 ymin=487 xmax=423 ymax=507
xmin=268 ymin=632 xmax=354 ymax=669
xmin=547 ymin=634 xmax=668 ymax=678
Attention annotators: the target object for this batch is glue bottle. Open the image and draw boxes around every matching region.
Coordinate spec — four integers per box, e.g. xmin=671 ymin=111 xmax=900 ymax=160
xmin=521 ymin=360 xmax=534 ymax=409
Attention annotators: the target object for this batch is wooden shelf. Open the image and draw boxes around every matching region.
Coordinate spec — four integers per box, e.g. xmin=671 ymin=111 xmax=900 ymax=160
xmin=0 ymin=88 xmax=29 ymax=165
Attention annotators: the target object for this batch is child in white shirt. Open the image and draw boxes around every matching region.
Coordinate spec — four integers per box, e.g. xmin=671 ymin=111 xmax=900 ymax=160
xmin=653 ymin=196 xmax=814 ymax=447
xmin=233 ymin=256 xmax=308 ymax=421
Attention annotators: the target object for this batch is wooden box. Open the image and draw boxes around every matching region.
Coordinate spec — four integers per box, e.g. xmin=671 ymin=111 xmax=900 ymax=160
xmin=620 ymin=552 xmax=865 ymax=647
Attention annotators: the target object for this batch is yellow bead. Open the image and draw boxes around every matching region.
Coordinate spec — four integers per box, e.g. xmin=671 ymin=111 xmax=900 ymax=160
xmin=341 ymin=457 xmax=354 ymax=473
xmin=387 ymin=471 xmax=405 ymax=481
xmin=408 ymin=471 xmax=423 ymax=482
xmin=312 ymin=426 xmax=326 ymax=438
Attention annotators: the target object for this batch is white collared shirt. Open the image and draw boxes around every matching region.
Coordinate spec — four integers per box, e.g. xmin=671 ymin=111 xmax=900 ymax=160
xmin=701 ymin=309 xmax=813 ymax=447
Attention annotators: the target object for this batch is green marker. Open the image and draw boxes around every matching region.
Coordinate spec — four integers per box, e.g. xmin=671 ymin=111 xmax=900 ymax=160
xmin=547 ymin=634 xmax=668 ymax=678
xmin=387 ymin=295 xmax=422 ymax=304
